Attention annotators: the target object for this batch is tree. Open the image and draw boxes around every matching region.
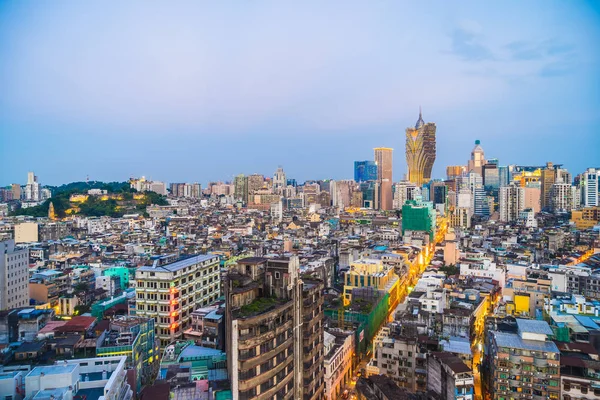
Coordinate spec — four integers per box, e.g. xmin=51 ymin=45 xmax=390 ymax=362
xmin=439 ymin=263 xmax=459 ymax=277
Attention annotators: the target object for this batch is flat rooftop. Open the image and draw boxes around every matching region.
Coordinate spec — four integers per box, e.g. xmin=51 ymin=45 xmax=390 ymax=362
xmin=138 ymin=254 xmax=218 ymax=272
xmin=27 ymin=364 xmax=77 ymax=377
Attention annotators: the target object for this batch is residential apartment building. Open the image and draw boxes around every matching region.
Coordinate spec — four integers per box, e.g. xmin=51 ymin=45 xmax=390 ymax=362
xmin=580 ymin=168 xmax=598 ymax=207
xmin=499 ymin=185 xmax=525 ymax=222
xmin=485 ymin=319 xmax=560 ymax=400
xmin=368 ymin=332 xmax=428 ymax=393
xmin=0 ymin=239 xmax=29 ymax=311
xmin=427 ymin=352 xmax=474 ymax=400
xmin=135 ymin=254 xmax=221 ymax=348
xmin=503 ymin=271 xmax=551 ymax=319
xmin=225 ymin=256 xmax=325 ymax=400
xmin=324 ymin=329 xmax=354 ymax=400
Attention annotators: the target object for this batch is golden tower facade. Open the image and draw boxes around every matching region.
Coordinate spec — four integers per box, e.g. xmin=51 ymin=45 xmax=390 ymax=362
xmin=406 ymin=109 xmax=436 ymax=186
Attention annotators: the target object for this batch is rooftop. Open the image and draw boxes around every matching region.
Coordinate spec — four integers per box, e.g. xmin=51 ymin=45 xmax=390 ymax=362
xmin=493 ymin=331 xmax=559 ymax=353
xmin=27 ymin=364 xmax=77 ymax=377
xmin=516 ymin=318 xmax=554 ymax=335
xmin=138 ymin=253 xmax=218 ymax=273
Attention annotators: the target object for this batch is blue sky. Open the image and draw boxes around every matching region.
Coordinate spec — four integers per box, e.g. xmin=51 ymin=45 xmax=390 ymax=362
xmin=1 ymin=1 xmax=599 ymax=186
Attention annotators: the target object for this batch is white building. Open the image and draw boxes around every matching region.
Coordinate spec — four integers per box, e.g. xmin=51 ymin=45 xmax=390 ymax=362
xmin=25 ymin=356 xmax=132 ymax=400
xmin=459 ymin=259 xmax=506 ymax=288
xmin=270 ymin=199 xmax=283 ymax=223
xmin=550 ymin=182 xmax=574 ymax=213
xmin=136 ymin=254 xmax=221 ymax=348
xmin=24 ymin=171 xmax=41 ymax=201
xmin=499 ymin=185 xmax=525 ymax=222
xmin=518 ymin=209 xmax=537 ymax=228
xmin=273 ymin=167 xmax=287 ymax=193
xmin=581 ymin=168 xmax=598 ymax=207
xmin=0 ymin=239 xmax=29 ymax=311
xmin=393 ymin=181 xmax=420 ymax=209
xmin=324 ymin=330 xmax=354 ymax=400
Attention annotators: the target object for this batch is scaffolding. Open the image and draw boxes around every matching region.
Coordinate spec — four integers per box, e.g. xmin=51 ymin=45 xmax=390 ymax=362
xmin=326 ymin=291 xmax=390 ymax=355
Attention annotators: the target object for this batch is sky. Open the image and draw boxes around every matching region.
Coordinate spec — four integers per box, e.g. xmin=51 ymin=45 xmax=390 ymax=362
xmin=1 ymin=1 xmax=599 ymax=186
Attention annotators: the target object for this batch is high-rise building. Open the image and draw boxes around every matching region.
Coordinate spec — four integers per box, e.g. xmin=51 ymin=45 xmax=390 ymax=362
xmin=273 ymin=167 xmax=287 ymax=194
xmin=498 ymin=165 xmax=511 ymax=188
xmin=402 ymin=198 xmax=436 ymax=240
xmin=406 ymin=109 xmax=436 ymax=186
xmin=467 ymin=140 xmax=485 ymax=176
xmin=550 ymin=182 xmax=574 ymax=213
xmin=247 ymin=174 xmax=265 ymax=196
xmin=169 ymin=182 xmax=202 ymax=198
xmin=11 ymin=183 xmax=21 ymax=200
xmin=581 ymin=168 xmax=599 ymax=207
xmin=360 ymin=181 xmax=379 ymax=209
xmin=446 ymin=165 xmax=466 ymax=181
xmin=499 ymin=184 xmax=525 ymax=222
xmin=540 ymin=162 xmax=557 ymax=210
xmin=392 ymin=181 xmax=420 ymax=209
xmin=483 ymin=162 xmax=500 ymax=198
xmin=234 ymin=174 xmax=249 ymax=204
xmin=374 ymin=147 xmax=393 ymax=210
xmin=520 ymin=185 xmax=540 ymax=214
xmin=24 ymin=171 xmax=41 ymax=201
xmin=354 ymin=160 xmax=378 ymax=182
xmin=430 ymin=181 xmax=448 ymax=208
xmin=0 ymin=239 xmax=29 ymax=311
xmin=135 ymin=254 xmax=221 ymax=348
xmin=225 ymin=256 xmax=325 ymax=400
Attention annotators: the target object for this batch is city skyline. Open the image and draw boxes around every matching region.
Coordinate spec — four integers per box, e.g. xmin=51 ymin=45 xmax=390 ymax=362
xmin=1 ymin=1 xmax=599 ymax=185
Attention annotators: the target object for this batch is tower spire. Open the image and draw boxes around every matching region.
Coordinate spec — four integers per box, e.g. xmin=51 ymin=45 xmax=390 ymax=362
xmin=415 ymin=106 xmax=425 ymax=129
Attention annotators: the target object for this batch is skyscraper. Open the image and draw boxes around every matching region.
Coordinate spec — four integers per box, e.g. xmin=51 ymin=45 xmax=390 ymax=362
xmin=354 ymin=160 xmax=378 ymax=182
xmin=273 ymin=167 xmax=287 ymax=194
xmin=374 ymin=148 xmax=393 ymax=210
xmin=540 ymin=162 xmax=557 ymax=210
xmin=234 ymin=174 xmax=249 ymax=204
xmin=467 ymin=140 xmax=485 ymax=176
xmin=499 ymin=184 xmax=525 ymax=222
xmin=406 ymin=109 xmax=436 ymax=186
xmin=581 ymin=168 xmax=599 ymax=207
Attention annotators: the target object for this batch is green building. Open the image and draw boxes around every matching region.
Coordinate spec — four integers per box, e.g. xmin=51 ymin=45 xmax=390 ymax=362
xmin=91 ymin=288 xmax=135 ymax=319
xmin=103 ymin=266 xmax=131 ymax=290
xmin=401 ymin=198 xmax=436 ymax=240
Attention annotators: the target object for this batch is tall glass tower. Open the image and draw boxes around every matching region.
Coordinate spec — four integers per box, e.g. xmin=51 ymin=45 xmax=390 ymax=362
xmin=354 ymin=160 xmax=378 ymax=182
xmin=406 ymin=108 xmax=437 ymax=186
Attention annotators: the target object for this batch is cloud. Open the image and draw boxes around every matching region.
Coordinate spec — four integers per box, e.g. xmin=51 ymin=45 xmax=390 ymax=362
xmin=450 ymin=27 xmax=494 ymax=61
xmin=505 ymin=39 xmax=575 ymax=61
xmin=505 ymin=41 xmax=544 ymax=61
xmin=539 ymin=62 xmax=573 ymax=78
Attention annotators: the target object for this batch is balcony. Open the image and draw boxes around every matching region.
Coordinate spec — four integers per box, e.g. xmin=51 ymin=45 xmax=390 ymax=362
xmin=533 ymin=358 xmax=548 ymax=368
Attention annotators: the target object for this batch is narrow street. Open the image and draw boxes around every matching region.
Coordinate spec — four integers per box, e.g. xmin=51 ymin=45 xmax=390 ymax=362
xmin=340 ymin=217 xmax=448 ymax=399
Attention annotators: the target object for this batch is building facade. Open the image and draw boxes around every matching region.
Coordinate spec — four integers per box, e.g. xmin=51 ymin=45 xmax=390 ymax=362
xmin=406 ymin=110 xmax=437 ymax=186
xmin=0 ymin=239 xmax=29 ymax=311
xmin=499 ymin=185 xmax=525 ymax=223
xmin=225 ymin=256 xmax=325 ymax=400
xmin=135 ymin=254 xmax=221 ymax=348
xmin=374 ymin=148 xmax=393 ymax=210
xmin=354 ymin=160 xmax=378 ymax=183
